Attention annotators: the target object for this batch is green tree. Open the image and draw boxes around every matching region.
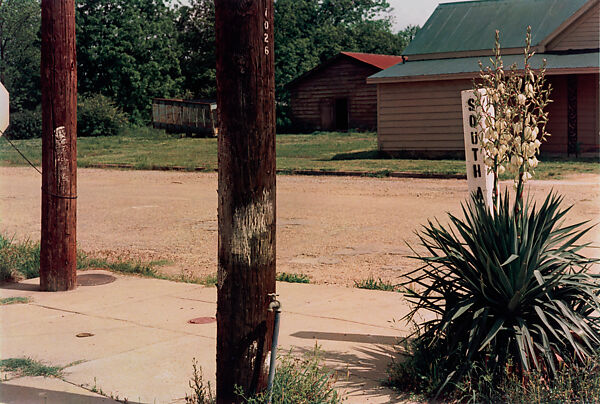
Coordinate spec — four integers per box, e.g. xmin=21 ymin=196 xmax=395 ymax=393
xmin=398 ymin=24 xmax=420 ymax=45
xmin=0 ymin=0 xmax=41 ymax=112
xmin=76 ymin=0 xmax=182 ymax=123
xmin=176 ymin=0 xmax=215 ymax=100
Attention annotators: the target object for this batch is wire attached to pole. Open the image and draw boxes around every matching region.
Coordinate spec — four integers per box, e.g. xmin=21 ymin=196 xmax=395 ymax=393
xmin=0 ymin=128 xmax=42 ymax=175
xmin=1 ymin=128 xmax=77 ymax=199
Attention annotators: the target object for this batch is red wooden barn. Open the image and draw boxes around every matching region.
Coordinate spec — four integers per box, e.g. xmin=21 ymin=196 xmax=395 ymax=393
xmin=287 ymin=52 xmax=403 ymax=132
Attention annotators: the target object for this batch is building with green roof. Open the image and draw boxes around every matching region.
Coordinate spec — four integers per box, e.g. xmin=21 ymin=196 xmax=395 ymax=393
xmin=368 ymin=0 xmax=599 ymax=156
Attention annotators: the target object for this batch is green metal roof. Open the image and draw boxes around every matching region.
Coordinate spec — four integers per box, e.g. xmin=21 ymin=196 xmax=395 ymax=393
xmin=369 ymin=52 xmax=600 ymax=81
xmin=403 ymin=0 xmax=589 ymax=56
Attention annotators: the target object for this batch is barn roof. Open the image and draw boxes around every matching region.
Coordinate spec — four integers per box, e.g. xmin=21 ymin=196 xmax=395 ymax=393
xmin=368 ymin=51 xmax=600 ymax=83
xmin=403 ymin=0 xmax=590 ymax=57
xmin=340 ymin=52 xmax=404 ymax=70
xmin=286 ymin=52 xmax=403 ymax=89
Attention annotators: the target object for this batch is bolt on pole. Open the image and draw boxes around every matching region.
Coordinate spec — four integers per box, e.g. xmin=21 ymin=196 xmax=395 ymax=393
xmin=215 ymin=0 xmax=276 ymax=402
xmin=40 ymin=0 xmax=77 ymax=291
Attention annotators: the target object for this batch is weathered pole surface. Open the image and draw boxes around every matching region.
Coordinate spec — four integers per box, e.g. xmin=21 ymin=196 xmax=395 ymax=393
xmin=40 ymin=0 xmax=77 ymax=291
xmin=215 ymin=0 xmax=276 ymax=401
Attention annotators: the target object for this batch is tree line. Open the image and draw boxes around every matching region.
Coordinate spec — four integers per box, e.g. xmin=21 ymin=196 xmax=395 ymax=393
xmin=1 ymin=0 xmax=418 ymax=130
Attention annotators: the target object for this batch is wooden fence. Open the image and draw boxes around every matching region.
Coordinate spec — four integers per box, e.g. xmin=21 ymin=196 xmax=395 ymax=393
xmin=152 ymin=98 xmax=218 ymax=136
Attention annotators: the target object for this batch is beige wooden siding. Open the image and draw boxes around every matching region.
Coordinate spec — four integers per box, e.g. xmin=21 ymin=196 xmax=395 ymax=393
xmin=377 ymin=79 xmax=471 ymax=152
xmin=290 ymin=58 xmax=379 ymax=131
xmin=547 ymin=3 xmax=600 ymax=51
xmin=378 ymin=74 xmax=598 ymax=156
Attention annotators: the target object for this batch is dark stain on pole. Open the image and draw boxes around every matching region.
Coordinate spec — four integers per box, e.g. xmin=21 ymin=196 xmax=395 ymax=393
xmin=215 ymin=0 xmax=276 ymax=402
xmin=40 ymin=0 xmax=77 ymax=291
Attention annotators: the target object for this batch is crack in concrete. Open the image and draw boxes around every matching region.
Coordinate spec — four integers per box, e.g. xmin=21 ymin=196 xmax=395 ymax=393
xmin=30 ymin=303 xmax=215 ymax=340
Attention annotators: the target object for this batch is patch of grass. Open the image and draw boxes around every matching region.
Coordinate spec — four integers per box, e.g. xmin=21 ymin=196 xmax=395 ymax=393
xmin=354 ymin=277 xmax=397 ymax=292
xmin=387 ymin=337 xmax=600 ymax=403
xmin=276 ymin=272 xmax=310 ymax=284
xmin=177 ymin=272 xmax=218 ymax=287
xmin=77 ymin=253 xmax=161 ymax=277
xmin=0 ymin=297 xmax=32 ymax=305
xmin=0 ymin=236 xmax=167 ymax=282
xmin=186 ymin=345 xmax=342 ymax=404
xmin=498 ymin=357 xmax=600 ymax=403
xmin=197 ymin=273 xmax=218 ymax=287
xmin=0 ymin=235 xmax=219 ymax=287
xmin=0 ymin=235 xmax=40 ymax=282
xmin=79 ymin=252 xmax=221 ymax=287
xmin=362 ymin=169 xmax=392 ymax=178
xmin=3 ymin=128 xmax=595 ymax=178
xmin=0 ymin=358 xmax=63 ymax=378
xmin=240 ymin=346 xmax=342 ymax=403
xmin=330 ymin=149 xmax=387 ymax=160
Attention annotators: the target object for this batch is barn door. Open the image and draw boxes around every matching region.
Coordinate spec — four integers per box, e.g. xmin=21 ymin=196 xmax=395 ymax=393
xmin=319 ymin=98 xmax=334 ymax=130
xmin=335 ymin=98 xmax=349 ymax=131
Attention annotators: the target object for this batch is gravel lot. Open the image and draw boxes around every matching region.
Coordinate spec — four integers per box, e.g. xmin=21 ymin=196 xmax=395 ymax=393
xmin=1 ymin=167 xmax=598 ymax=286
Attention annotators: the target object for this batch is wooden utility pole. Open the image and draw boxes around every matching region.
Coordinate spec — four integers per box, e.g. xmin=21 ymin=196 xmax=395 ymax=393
xmin=215 ymin=0 xmax=276 ymax=402
xmin=40 ymin=0 xmax=77 ymax=291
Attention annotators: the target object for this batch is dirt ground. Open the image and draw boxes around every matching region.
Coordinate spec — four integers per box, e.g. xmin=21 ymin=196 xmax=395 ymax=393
xmin=1 ymin=167 xmax=598 ymax=286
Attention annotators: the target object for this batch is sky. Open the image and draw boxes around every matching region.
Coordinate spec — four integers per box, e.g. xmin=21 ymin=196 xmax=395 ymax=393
xmin=174 ymin=0 xmax=468 ymax=33
xmin=387 ymin=0 xmax=466 ymax=31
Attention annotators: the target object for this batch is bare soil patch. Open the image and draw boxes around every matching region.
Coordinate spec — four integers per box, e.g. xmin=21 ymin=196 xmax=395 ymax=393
xmin=1 ymin=167 xmax=598 ymax=286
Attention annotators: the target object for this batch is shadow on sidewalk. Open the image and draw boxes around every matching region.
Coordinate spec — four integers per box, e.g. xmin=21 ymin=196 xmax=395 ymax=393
xmin=293 ymin=342 xmax=408 ymax=402
xmin=0 ymin=281 xmax=39 ymax=291
xmin=290 ymin=331 xmax=398 ymax=345
xmin=0 ymin=382 xmax=143 ymax=404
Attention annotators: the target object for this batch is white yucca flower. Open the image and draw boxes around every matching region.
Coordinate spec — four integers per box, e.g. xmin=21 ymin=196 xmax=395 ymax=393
xmin=528 ymin=157 xmax=539 ymax=168
xmin=531 ymin=127 xmax=539 ymax=140
xmin=525 ymin=143 xmax=537 ymax=158
xmin=525 ymin=83 xmax=534 ymax=98
xmin=475 ymin=27 xmax=552 ymax=208
xmin=513 ymin=122 xmax=523 ymax=133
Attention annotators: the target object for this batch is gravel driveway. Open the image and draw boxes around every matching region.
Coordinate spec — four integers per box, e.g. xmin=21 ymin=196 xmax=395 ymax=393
xmin=1 ymin=167 xmax=598 ymax=286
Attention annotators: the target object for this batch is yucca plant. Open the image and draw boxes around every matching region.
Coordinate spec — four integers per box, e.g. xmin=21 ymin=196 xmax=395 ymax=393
xmin=401 ymin=191 xmax=600 ymax=397
xmin=391 ymin=28 xmax=600 ymax=401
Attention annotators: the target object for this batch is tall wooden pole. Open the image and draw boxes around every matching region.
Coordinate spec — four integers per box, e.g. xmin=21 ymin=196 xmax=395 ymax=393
xmin=40 ymin=0 xmax=77 ymax=291
xmin=215 ymin=0 xmax=276 ymax=402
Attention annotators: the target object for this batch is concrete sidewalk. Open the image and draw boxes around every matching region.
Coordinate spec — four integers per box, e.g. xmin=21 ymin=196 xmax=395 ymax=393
xmin=0 ymin=270 xmax=413 ymax=403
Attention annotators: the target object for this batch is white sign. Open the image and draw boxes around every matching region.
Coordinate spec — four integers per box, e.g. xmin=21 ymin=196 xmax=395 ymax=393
xmin=0 ymin=82 xmax=8 ymax=135
xmin=461 ymin=89 xmax=493 ymax=209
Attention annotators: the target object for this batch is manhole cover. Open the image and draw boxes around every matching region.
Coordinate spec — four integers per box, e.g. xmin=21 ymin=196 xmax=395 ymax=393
xmin=77 ymin=273 xmax=116 ymax=286
xmin=188 ymin=317 xmax=216 ymax=324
